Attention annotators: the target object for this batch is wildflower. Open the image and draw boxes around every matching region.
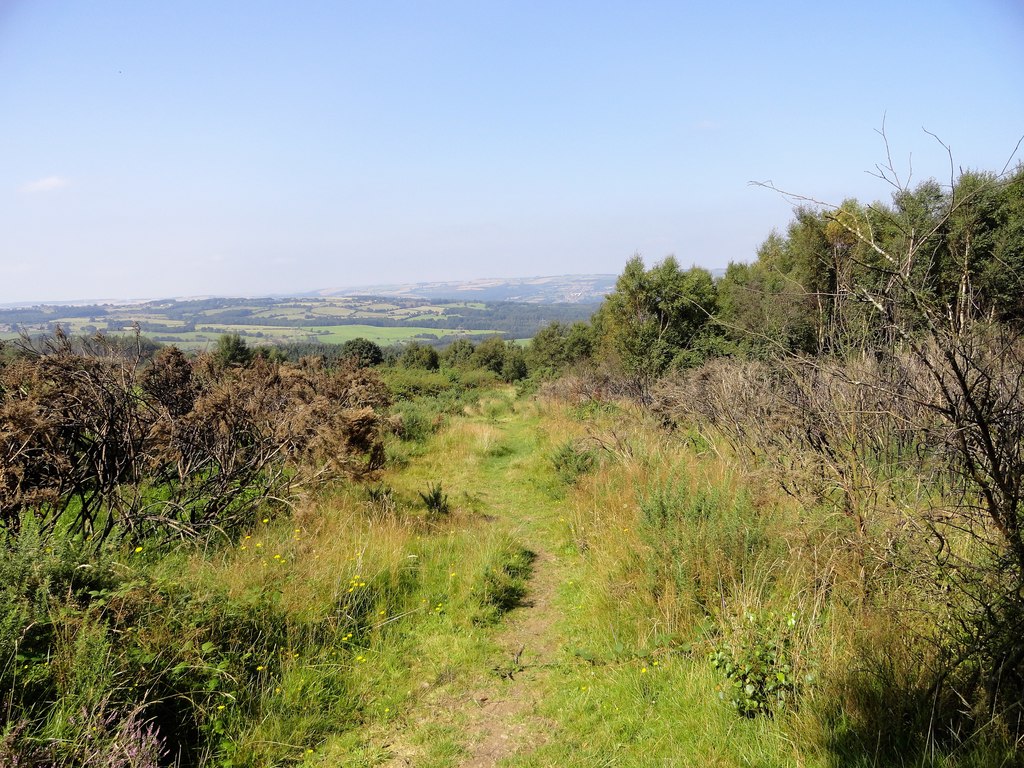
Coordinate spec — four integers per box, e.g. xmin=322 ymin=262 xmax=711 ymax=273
xmin=273 ymin=554 xmax=282 ymax=560
xmin=640 ymin=667 xmax=647 ymax=674
xmin=134 ymin=546 xmax=143 ymax=553
xmin=256 ymin=665 xmax=265 ymax=671
xmin=262 ymin=518 xmax=269 ymax=524
xmin=255 ymin=542 xmax=263 ymax=548
xmin=217 ymin=705 xmax=225 ymax=711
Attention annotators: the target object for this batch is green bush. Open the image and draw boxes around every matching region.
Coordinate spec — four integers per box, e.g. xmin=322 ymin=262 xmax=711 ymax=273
xmin=390 ymin=401 xmax=439 ymax=442
xmin=550 ymin=440 xmax=596 ymax=484
xmin=710 ymin=611 xmax=802 ymax=717
xmin=419 ymin=482 xmax=450 ymax=518
xmin=636 ymin=480 xmax=780 ymax=618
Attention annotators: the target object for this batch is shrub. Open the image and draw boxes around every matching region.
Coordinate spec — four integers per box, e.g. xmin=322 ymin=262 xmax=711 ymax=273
xmin=710 ymin=611 xmax=802 ymax=718
xmin=550 ymin=440 xmax=596 ymax=484
xmin=418 ymin=483 xmax=449 ymax=518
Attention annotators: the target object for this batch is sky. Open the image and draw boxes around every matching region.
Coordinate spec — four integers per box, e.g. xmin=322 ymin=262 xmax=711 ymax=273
xmin=1 ymin=1 xmax=1023 ymax=303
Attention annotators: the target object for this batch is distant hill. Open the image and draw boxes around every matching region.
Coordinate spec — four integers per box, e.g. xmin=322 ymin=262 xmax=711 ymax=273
xmin=308 ymin=274 xmax=618 ymax=304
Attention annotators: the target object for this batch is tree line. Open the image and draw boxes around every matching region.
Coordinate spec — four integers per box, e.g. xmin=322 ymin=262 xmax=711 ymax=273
xmin=537 ymin=158 xmax=1024 ymax=757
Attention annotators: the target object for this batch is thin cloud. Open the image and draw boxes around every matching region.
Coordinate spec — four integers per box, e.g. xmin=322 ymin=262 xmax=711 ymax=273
xmin=693 ymin=119 xmax=719 ymax=132
xmin=22 ymin=176 xmax=72 ymax=193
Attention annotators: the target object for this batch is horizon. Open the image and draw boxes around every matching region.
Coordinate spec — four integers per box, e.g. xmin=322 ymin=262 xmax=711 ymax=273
xmin=0 ymin=270 xmax=626 ymax=308
xmin=0 ymin=268 xmax=630 ymax=309
xmin=2 ymin=2 xmax=1023 ymax=303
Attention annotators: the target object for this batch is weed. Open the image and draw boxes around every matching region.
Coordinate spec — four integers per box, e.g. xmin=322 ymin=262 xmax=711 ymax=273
xmin=418 ymin=483 xmax=450 ymax=518
xmin=710 ymin=611 xmax=802 ymax=718
xmin=550 ymin=440 xmax=596 ymax=484
xmin=474 ymin=539 xmax=535 ymax=623
xmin=363 ymin=484 xmax=398 ymax=521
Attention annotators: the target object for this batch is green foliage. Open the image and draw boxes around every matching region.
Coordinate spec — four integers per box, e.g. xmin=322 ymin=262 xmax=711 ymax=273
xmin=418 ymin=482 xmax=450 ymax=518
xmin=390 ymin=401 xmax=439 ymax=442
xmin=440 ymin=338 xmax=476 ymax=368
xmin=0 ymin=514 xmax=295 ymax=765
xmin=636 ymin=480 xmax=780 ymax=619
xmin=471 ymin=336 xmax=509 ymax=374
xmin=382 ymin=365 xmax=455 ymax=398
xmin=710 ymin=612 xmax=802 ymax=718
xmin=213 ymin=332 xmax=253 ymax=367
xmin=527 ymin=321 xmax=594 ymax=377
xmin=400 ymin=342 xmax=440 ymax=370
xmin=500 ymin=344 xmax=528 ymax=382
xmin=340 ymin=337 xmax=384 ymax=367
xmin=595 ymin=256 xmax=719 ymax=394
xmin=550 ymin=440 xmax=596 ymax=484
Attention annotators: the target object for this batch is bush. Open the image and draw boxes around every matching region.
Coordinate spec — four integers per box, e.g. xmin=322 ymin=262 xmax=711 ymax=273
xmin=0 ymin=337 xmax=390 ymax=543
xmin=399 ymin=343 xmax=440 ymax=370
xmin=418 ymin=482 xmax=449 ymax=518
xmin=550 ymin=440 xmax=596 ymax=484
xmin=710 ymin=611 xmax=802 ymax=718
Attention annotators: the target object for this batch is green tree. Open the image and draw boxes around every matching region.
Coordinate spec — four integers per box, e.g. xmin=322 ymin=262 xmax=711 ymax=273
xmin=472 ymin=336 xmax=510 ymax=375
xmin=400 ymin=342 xmax=440 ymax=370
xmin=528 ymin=322 xmax=570 ymax=373
xmin=564 ymin=322 xmax=594 ymax=364
xmin=340 ymin=337 xmax=384 ymax=368
xmin=441 ymin=338 xmax=476 ymax=368
xmin=501 ymin=345 xmax=528 ymax=382
xmin=213 ymin=333 xmax=252 ymax=368
xmin=596 ymin=255 xmax=717 ymax=394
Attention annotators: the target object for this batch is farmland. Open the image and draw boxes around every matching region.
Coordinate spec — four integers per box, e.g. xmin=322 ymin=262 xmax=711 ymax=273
xmin=0 ymin=294 xmax=598 ymax=351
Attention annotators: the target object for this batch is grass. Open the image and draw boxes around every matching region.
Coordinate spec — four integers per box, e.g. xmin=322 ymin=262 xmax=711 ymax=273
xmin=4 ymin=382 xmax=1012 ymax=765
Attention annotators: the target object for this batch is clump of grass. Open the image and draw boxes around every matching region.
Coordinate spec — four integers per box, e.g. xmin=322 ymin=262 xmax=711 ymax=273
xmin=419 ymin=482 xmax=450 ymax=518
xmin=550 ymin=439 xmax=596 ymax=484
xmin=363 ymin=484 xmax=398 ymax=521
xmin=474 ymin=538 xmax=535 ymax=624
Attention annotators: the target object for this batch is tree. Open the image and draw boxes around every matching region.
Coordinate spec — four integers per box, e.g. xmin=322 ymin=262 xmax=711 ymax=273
xmin=340 ymin=337 xmax=383 ymax=368
xmin=595 ymin=255 xmax=718 ymax=396
xmin=471 ymin=336 xmax=510 ymax=374
xmin=500 ymin=345 xmax=528 ymax=382
xmin=213 ymin=333 xmax=252 ymax=368
xmin=399 ymin=342 xmax=440 ymax=370
xmin=441 ymin=338 xmax=476 ymax=368
xmin=528 ymin=322 xmax=570 ymax=373
xmin=779 ymin=141 xmax=1024 ymax=730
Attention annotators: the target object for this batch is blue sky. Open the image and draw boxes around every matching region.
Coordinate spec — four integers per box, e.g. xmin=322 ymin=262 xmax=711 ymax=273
xmin=2 ymin=1 xmax=1022 ymax=302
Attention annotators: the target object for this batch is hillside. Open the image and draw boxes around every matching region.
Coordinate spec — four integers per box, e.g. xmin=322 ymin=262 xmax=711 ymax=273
xmin=309 ymin=274 xmax=618 ymax=304
xmin=0 ymin=291 xmax=600 ymax=350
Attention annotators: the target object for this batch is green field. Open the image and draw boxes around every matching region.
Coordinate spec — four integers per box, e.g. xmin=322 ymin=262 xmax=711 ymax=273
xmin=0 ymin=293 xmax=596 ymax=351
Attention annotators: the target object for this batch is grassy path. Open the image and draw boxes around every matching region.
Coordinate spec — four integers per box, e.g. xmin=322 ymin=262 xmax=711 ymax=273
xmin=318 ymin=391 xmax=812 ymax=768
xmin=370 ymin=392 xmax=575 ymax=767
